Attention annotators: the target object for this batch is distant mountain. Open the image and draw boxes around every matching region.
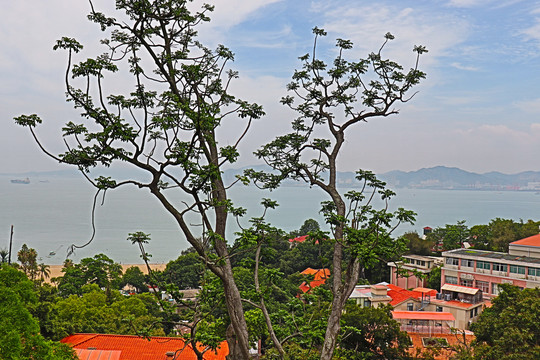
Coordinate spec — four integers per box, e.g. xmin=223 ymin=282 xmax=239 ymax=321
xmin=5 ymin=165 xmax=540 ymax=191
xmin=378 ymin=166 xmax=540 ymax=190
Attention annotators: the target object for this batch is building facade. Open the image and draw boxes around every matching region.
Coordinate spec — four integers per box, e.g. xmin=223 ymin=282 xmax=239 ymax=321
xmin=441 ymin=234 xmax=540 ymax=299
xmin=388 ymin=254 xmax=443 ymax=289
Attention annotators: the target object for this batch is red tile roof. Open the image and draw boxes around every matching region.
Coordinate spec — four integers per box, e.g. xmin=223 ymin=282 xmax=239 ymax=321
xmin=289 ymin=235 xmax=309 ymax=243
xmin=431 ymin=299 xmax=476 ymax=309
xmin=61 ymin=334 xmax=228 ymax=360
xmin=510 ymin=233 xmax=540 ymax=247
xmin=299 ymin=268 xmax=330 ymax=293
xmin=386 ymin=284 xmax=435 ymax=306
xmin=407 ymin=332 xmax=475 ymax=360
xmin=75 ymin=349 xmax=121 ymax=360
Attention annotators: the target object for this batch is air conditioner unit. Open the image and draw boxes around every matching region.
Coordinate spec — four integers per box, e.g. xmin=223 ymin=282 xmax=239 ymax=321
xmin=444 ymin=294 xmax=452 ymax=301
xmin=436 ymin=293 xmax=443 ymax=300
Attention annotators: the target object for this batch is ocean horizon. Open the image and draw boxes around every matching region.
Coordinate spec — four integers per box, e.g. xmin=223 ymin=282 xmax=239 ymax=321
xmin=2 ymin=175 xmax=539 ymax=265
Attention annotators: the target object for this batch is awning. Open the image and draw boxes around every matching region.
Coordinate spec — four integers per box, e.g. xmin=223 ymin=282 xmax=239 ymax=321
xmin=392 ymin=311 xmax=455 ymax=321
xmin=441 ymin=283 xmax=479 ymax=295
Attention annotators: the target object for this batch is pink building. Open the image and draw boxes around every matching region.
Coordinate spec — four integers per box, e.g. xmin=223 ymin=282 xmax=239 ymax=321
xmin=441 ymin=234 xmax=540 ymax=299
xmin=388 ymin=255 xmax=443 ymax=289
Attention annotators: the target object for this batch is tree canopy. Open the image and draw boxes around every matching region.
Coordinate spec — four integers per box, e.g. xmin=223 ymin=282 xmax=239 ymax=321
xmin=14 ymin=1 xmax=427 ymax=359
xmin=471 ymin=284 xmax=540 ymax=359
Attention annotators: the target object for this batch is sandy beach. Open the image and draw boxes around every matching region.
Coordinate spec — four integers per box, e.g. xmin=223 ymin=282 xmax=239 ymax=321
xmin=46 ymin=263 xmax=168 ymax=283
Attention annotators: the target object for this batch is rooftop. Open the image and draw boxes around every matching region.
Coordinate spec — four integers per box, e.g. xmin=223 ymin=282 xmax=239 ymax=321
xmin=510 ymin=233 xmax=540 ymax=247
xmin=441 ymin=284 xmax=480 ymax=295
xmin=386 ymin=284 xmax=436 ymax=306
xmin=299 ymin=268 xmax=330 ymax=293
xmin=407 ymin=332 xmax=475 ymax=360
xmin=443 ymin=248 xmax=540 ymax=265
xmin=61 ymin=334 xmax=228 ymax=360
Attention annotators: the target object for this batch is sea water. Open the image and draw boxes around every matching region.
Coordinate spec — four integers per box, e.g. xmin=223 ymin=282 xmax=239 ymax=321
xmin=1 ymin=175 xmax=539 ymax=264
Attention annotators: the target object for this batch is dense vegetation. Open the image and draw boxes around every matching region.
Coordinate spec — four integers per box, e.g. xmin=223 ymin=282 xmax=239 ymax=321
xmin=2 ymin=216 xmax=539 ymax=359
xmin=9 ymin=1 xmax=538 ymax=359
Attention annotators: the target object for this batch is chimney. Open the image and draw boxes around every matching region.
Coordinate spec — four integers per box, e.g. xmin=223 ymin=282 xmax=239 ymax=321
xmin=370 ymin=284 xmax=388 ymax=296
xmin=165 ymin=351 xmax=176 ymax=359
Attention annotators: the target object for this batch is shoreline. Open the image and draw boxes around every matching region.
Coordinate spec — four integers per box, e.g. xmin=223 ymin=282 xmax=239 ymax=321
xmin=46 ymin=263 xmax=168 ymax=283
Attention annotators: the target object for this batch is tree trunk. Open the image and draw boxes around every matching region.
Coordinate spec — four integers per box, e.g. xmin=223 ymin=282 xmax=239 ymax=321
xmin=222 ymin=271 xmax=251 ymax=360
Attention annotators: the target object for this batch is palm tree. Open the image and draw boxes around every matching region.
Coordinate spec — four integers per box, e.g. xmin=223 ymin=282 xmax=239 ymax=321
xmin=38 ymin=263 xmax=50 ymax=283
xmin=0 ymin=249 xmax=8 ymax=263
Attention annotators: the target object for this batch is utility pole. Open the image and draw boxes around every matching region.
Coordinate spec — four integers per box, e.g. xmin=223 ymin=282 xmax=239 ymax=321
xmin=8 ymin=225 xmax=13 ymax=265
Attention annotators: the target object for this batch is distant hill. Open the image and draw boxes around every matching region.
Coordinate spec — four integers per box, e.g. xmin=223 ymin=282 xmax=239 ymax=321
xmin=4 ymin=165 xmax=540 ymax=191
xmin=378 ymin=166 xmax=540 ymax=190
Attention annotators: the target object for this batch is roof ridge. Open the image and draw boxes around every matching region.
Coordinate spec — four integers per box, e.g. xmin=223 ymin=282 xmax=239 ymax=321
xmin=71 ymin=334 xmax=99 ymax=346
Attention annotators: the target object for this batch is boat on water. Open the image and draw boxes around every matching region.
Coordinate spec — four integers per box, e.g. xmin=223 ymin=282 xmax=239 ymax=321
xmin=11 ymin=178 xmax=30 ymax=184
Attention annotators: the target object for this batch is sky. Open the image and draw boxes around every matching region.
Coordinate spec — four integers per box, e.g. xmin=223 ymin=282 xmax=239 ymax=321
xmin=2 ymin=0 xmax=540 ymax=175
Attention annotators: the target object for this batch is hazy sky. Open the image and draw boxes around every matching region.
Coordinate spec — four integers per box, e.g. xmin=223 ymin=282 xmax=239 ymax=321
xmin=3 ymin=0 xmax=540 ymax=175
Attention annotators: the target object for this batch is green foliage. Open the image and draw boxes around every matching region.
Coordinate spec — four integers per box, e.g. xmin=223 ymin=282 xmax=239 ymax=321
xmin=17 ymin=244 xmax=38 ymax=280
xmin=50 ymin=287 xmax=164 ymax=340
xmin=57 ymin=254 xmax=122 ymax=296
xmin=162 ymin=252 xmax=205 ymax=290
xmin=0 ymin=265 xmax=77 ymax=360
xmin=402 ymin=231 xmax=436 ymax=256
xmin=471 ymin=284 xmax=540 ymax=359
xmin=428 ymin=218 xmax=540 ymax=253
xmin=426 ymin=265 xmax=442 ymax=292
xmin=120 ymin=266 xmax=148 ymax=293
xmin=337 ymin=304 xmax=411 ymax=360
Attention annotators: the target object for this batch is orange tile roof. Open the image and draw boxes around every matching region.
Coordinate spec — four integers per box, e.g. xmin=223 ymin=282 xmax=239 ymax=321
xmin=299 ymin=268 xmax=330 ymax=293
xmin=61 ymin=334 xmax=228 ymax=360
xmin=407 ymin=332 xmax=475 ymax=360
xmin=386 ymin=284 xmax=435 ymax=306
xmin=392 ymin=311 xmax=455 ymax=321
xmin=510 ymin=233 xmax=540 ymax=247
xmin=75 ymin=349 xmax=121 ymax=360
xmin=431 ymin=299 xmax=476 ymax=309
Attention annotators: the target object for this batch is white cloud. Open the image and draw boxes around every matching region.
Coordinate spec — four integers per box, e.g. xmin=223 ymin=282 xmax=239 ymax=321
xmin=450 ymin=62 xmax=480 ymax=71
xmin=310 ymin=3 xmax=470 ymax=72
xmin=520 ymin=19 xmax=540 ymax=42
xmin=513 ymin=98 xmax=540 ymax=113
xmin=447 ymin=0 xmax=525 ymax=8
xmin=194 ymin=0 xmax=283 ymax=29
xmin=191 ymin=0 xmax=284 ymax=45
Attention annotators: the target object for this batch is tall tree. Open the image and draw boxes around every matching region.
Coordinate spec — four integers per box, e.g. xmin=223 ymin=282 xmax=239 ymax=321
xmin=471 ymin=284 xmax=540 ymax=359
xmin=17 ymin=244 xmax=38 ymax=281
xmin=0 ymin=265 xmax=77 ymax=360
xmin=250 ymin=29 xmax=426 ymax=359
xmin=338 ymin=304 xmax=411 ymax=360
xmin=15 ymin=2 xmax=263 ymax=358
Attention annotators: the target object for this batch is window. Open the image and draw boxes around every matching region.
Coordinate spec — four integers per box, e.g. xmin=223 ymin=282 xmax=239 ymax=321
xmin=528 ymin=267 xmax=540 ymax=276
xmin=462 ymin=259 xmax=474 ymax=268
xmin=446 ymin=257 xmax=459 ymax=266
xmin=474 ymin=307 xmax=479 ymax=316
xmin=476 ymin=280 xmax=489 ymax=293
xmin=460 ymin=279 xmax=473 ymax=287
xmin=445 ymin=276 xmax=458 ymax=285
xmin=510 ymin=265 xmax=525 ymax=274
xmin=476 ymin=261 xmax=491 ymax=270
xmin=470 ymin=309 xmax=474 ymax=319
xmin=491 ymin=283 xmax=500 ymax=295
xmin=416 ymin=260 xmax=426 ymax=267
xmin=493 ymin=263 xmax=507 ymax=272
xmin=407 ymin=303 xmax=414 ymax=311
xmin=436 ymin=306 xmax=443 ymax=312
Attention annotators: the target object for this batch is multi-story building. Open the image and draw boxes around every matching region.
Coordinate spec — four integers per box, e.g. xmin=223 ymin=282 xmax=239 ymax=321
xmin=350 ymin=283 xmax=485 ymax=330
xmin=387 ymin=254 xmax=443 ymax=289
xmin=441 ymin=234 xmax=540 ymax=299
